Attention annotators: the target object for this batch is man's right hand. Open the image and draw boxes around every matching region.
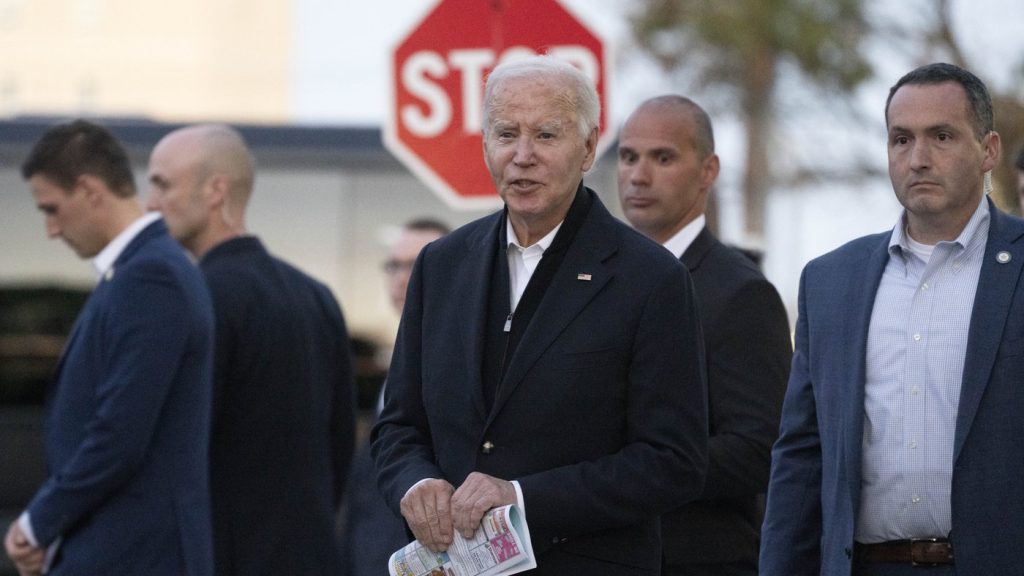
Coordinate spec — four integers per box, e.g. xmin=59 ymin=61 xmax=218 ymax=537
xmin=400 ymin=478 xmax=456 ymax=552
xmin=4 ymin=521 xmax=43 ymax=576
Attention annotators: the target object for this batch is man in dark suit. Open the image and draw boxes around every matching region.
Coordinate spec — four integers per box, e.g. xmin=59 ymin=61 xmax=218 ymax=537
xmin=4 ymin=120 xmax=215 ymax=576
xmin=761 ymin=63 xmax=1018 ymax=576
xmin=371 ymin=55 xmax=708 ymax=575
xmin=145 ymin=124 xmax=356 ymax=576
xmin=617 ymin=95 xmax=791 ymax=576
xmin=339 ymin=218 xmax=449 ymax=576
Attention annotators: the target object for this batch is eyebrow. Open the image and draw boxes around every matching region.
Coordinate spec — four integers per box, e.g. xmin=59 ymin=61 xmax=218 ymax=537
xmin=889 ymin=122 xmax=960 ymax=134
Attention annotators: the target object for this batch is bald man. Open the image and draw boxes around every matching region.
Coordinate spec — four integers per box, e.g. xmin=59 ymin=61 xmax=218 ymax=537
xmin=146 ymin=125 xmax=356 ymax=576
xmin=618 ymin=96 xmax=791 ymax=576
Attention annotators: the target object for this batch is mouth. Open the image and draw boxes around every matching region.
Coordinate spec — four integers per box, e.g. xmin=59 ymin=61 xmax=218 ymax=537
xmin=908 ymin=180 xmax=940 ymax=189
xmin=508 ymin=179 xmax=542 ymax=193
xmin=625 ymin=195 xmax=655 ymax=208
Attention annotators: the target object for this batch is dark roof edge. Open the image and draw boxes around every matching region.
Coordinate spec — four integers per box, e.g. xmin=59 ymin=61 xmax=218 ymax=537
xmin=0 ymin=116 xmax=395 ymax=168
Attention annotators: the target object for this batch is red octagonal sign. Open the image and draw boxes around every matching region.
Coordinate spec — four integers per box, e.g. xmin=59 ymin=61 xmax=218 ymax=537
xmin=384 ymin=0 xmax=612 ymax=210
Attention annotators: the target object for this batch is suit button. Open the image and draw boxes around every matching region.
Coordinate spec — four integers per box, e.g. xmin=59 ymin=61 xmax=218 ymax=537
xmin=481 ymin=441 xmax=495 ymax=454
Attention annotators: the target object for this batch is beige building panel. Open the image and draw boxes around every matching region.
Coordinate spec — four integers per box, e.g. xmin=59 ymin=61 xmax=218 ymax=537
xmin=0 ymin=0 xmax=291 ymax=122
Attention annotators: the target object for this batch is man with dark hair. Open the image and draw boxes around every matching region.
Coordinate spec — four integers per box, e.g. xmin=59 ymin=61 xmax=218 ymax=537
xmin=384 ymin=218 xmax=451 ymax=313
xmin=146 ymin=123 xmax=356 ymax=576
xmin=4 ymin=120 xmax=215 ymax=576
xmin=618 ymin=95 xmax=791 ymax=576
xmin=761 ymin=62 xmax=1019 ymax=575
xmin=372 ymin=55 xmax=708 ymax=575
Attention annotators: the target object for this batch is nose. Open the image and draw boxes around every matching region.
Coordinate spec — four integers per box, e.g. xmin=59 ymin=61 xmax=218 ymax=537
xmin=512 ymin=137 xmax=535 ymax=166
xmin=45 ymin=216 xmax=60 ymax=239
xmin=909 ymin=141 xmax=931 ymax=171
xmin=628 ymin=158 xmax=651 ymax=186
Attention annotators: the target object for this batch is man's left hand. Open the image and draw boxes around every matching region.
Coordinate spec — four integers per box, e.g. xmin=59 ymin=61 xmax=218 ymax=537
xmin=451 ymin=472 xmax=517 ymax=539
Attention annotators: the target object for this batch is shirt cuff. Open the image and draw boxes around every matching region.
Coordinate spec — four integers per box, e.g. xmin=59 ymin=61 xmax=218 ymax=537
xmin=16 ymin=511 xmax=38 ymax=548
xmin=511 ymin=480 xmax=525 ymax=513
xmin=404 ymin=477 xmax=437 ymax=499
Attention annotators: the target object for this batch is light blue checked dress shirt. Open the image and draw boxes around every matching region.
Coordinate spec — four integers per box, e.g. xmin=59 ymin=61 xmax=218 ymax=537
xmin=856 ymin=197 xmax=989 ymax=543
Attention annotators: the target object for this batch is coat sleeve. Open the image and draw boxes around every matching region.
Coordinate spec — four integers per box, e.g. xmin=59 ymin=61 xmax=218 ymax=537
xmin=700 ymin=276 xmax=791 ymax=499
xmin=370 ymin=247 xmax=445 ymax=514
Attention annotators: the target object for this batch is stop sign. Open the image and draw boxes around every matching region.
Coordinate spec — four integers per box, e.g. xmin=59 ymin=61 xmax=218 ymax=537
xmin=383 ymin=0 xmax=612 ymax=210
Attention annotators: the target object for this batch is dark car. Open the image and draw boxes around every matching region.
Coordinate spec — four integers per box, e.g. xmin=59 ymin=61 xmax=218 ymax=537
xmin=0 ymin=287 xmax=87 ymax=575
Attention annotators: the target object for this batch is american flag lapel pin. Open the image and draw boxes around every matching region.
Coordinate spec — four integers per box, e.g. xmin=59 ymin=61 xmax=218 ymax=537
xmin=577 ymin=273 xmax=592 ymax=281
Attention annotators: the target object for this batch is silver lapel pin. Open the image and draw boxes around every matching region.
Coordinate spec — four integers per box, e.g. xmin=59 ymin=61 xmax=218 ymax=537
xmin=997 ymin=251 xmax=1011 ymax=264
xmin=577 ymin=273 xmax=592 ymax=281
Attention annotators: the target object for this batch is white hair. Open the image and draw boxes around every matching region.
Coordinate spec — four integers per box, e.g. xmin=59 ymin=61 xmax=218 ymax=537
xmin=482 ymin=55 xmax=600 ymax=141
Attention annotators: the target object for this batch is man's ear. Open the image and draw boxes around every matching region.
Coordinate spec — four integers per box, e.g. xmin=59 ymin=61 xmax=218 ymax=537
xmin=980 ymin=130 xmax=1001 ymax=174
xmin=204 ymin=174 xmax=229 ymax=209
xmin=700 ymin=153 xmax=720 ymax=192
xmin=76 ymin=174 xmax=110 ymax=206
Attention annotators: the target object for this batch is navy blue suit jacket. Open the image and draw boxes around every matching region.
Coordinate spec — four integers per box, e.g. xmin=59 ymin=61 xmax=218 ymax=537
xmin=372 ymin=190 xmax=708 ymax=575
xmin=28 ymin=219 xmax=215 ymax=576
xmin=760 ymin=199 xmax=1024 ymax=576
xmin=200 ymin=236 xmax=355 ymax=576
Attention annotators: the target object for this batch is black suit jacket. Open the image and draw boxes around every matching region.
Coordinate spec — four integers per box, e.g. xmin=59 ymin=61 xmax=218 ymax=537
xmin=661 ymin=228 xmax=791 ymax=572
xmin=372 ymin=189 xmax=708 ymax=575
xmin=201 ymin=236 xmax=355 ymax=576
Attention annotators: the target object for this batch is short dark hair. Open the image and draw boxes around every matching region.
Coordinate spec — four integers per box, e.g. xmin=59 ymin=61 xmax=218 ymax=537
xmin=21 ymin=119 xmax=136 ymax=197
xmin=885 ymin=63 xmax=993 ymax=141
xmin=404 ymin=217 xmax=450 ymax=236
xmin=1016 ymin=146 xmax=1024 ymax=172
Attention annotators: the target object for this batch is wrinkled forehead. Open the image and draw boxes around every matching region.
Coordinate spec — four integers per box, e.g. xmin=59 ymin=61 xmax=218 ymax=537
xmin=487 ymin=75 xmax=578 ymax=126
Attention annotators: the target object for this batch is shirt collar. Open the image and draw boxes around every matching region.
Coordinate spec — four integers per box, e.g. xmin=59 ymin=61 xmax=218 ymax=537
xmin=506 ymin=216 xmax=562 ymax=253
xmin=92 ymin=212 xmax=161 ymax=279
xmin=888 ymin=195 xmax=989 ymax=257
xmin=662 ymin=214 xmax=706 ymax=259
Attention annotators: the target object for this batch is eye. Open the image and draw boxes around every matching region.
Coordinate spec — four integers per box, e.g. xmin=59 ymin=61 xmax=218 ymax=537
xmin=658 ymin=153 xmax=673 ymax=165
xmin=618 ymin=151 xmax=636 ymax=164
xmin=937 ymin=132 xmax=952 ymax=142
xmin=892 ymin=135 xmax=909 ymax=146
xmin=538 ymin=132 xmax=555 ymax=140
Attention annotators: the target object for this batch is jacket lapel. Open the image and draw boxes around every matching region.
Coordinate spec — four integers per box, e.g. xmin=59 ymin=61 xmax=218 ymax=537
xmin=680 ymin=227 xmax=715 ymax=272
xmin=954 ymin=201 xmax=1024 ymax=462
xmin=456 ymin=213 xmax=504 ymax=420
xmin=488 ymin=201 xmax=616 ymax=419
xmin=48 ymin=220 xmax=163 ymax=403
